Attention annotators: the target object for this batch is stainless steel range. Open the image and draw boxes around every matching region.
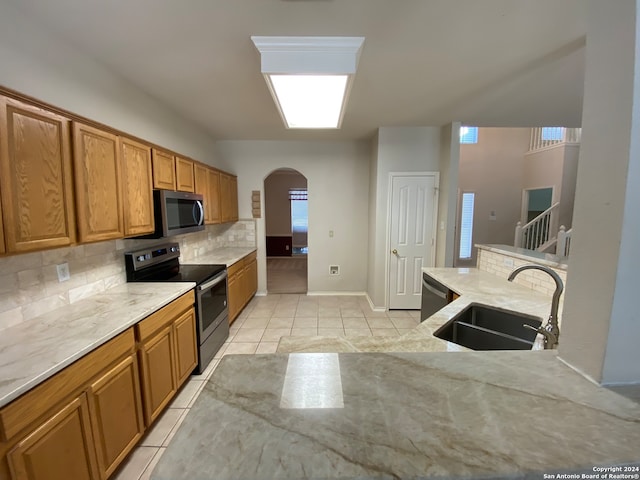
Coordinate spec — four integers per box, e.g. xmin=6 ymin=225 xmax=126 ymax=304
xmin=125 ymin=243 xmax=228 ymax=374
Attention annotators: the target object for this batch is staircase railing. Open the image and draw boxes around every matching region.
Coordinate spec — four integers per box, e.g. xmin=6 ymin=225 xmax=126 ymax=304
xmin=514 ymin=202 xmax=560 ymax=251
xmin=529 ymin=127 xmax=582 ymax=152
xmin=556 ymin=225 xmax=572 ymax=257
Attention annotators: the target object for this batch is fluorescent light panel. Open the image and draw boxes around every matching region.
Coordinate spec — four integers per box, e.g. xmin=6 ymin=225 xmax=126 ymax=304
xmin=269 ymin=75 xmax=348 ymax=128
xmin=251 ymin=36 xmax=364 ymax=130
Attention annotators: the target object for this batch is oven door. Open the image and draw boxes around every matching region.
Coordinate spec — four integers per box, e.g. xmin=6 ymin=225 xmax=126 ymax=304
xmin=196 ymin=270 xmax=228 ymax=341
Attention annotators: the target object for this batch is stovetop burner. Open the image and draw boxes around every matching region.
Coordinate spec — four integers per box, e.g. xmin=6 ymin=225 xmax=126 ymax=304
xmin=124 ymin=242 xmax=226 ymax=285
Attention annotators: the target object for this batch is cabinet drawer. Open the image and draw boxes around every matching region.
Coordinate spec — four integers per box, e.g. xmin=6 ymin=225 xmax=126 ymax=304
xmin=227 ymin=260 xmax=243 ymax=278
xmin=243 ymin=251 xmax=257 ymax=266
xmin=136 ymin=291 xmax=195 ymax=342
xmin=0 ymin=329 xmax=135 ymax=442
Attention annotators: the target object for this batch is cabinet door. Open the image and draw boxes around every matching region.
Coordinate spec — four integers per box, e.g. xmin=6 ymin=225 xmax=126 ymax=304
xmin=227 ymin=272 xmax=242 ymax=324
xmin=193 ymin=164 xmax=211 ymax=224
xmin=7 ymin=394 xmax=100 ymax=480
xmin=175 ymin=157 xmax=195 ymax=193
xmin=219 ymin=173 xmax=231 ymax=223
xmin=88 ymin=355 xmax=144 ymax=479
xmin=0 ymin=191 xmax=5 ymax=255
xmin=173 ymin=309 xmax=198 ymax=387
xmin=207 ymin=169 xmax=221 ymax=224
xmin=0 ymin=97 xmax=76 ymax=252
xmin=246 ymin=257 xmax=258 ymax=300
xmin=72 ymin=122 xmax=124 ymax=243
xmin=230 ymin=176 xmax=239 ymax=222
xmin=121 ymin=138 xmax=154 ymax=236
xmin=152 ymin=149 xmax=176 ymax=190
xmin=138 ymin=325 xmax=177 ymax=426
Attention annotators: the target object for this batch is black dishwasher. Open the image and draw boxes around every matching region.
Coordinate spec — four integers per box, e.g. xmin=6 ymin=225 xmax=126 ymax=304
xmin=420 ymin=273 xmax=449 ymax=322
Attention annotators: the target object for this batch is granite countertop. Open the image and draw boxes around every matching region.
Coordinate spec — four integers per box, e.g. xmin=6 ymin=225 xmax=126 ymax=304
xmin=152 ymin=351 xmax=640 ymax=479
xmin=193 ymin=247 xmax=256 ymax=267
xmin=0 ymin=282 xmax=194 ymax=408
xmin=278 ymin=267 xmax=553 ymax=353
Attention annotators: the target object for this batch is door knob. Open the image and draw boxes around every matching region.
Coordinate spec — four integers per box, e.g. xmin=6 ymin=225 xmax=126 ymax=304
xmin=392 ymin=249 xmax=398 ymax=255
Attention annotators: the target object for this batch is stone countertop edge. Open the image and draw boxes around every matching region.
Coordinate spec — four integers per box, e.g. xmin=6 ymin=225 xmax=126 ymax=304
xmin=191 ymin=247 xmax=256 ymax=267
xmin=0 ymin=281 xmax=195 ymax=408
xmin=278 ymin=267 xmax=552 ymax=353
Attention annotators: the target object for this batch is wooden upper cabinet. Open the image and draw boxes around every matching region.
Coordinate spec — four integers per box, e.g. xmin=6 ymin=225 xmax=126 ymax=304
xmin=208 ymin=169 xmax=221 ymax=225
xmin=230 ymin=175 xmax=239 ymax=222
xmin=219 ymin=173 xmax=232 ymax=223
xmin=72 ymin=123 xmax=124 ymax=243
xmin=219 ymin=173 xmax=238 ymax=223
xmin=0 ymin=96 xmax=76 ymax=253
xmin=121 ymin=138 xmax=154 ymax=237
xmin=193 ymin=163 xmax=211 ymax=224
xmin=175 ymin=157 xmax=195 ymax=193
xmin=152 ymin=148 xmax=176 ymax=190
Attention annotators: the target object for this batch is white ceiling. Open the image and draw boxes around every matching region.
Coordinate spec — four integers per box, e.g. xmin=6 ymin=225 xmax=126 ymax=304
xmin=7 ymin=0 xmax=587 ymax=141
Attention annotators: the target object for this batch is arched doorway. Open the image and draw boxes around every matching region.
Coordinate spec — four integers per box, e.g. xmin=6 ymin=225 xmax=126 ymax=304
xmin=264 ymin=168 xmax=308 ymax=293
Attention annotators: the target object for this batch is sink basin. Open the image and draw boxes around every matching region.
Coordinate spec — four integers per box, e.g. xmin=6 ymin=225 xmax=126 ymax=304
xmin=433 ymin=305 xmax=542 ymax=350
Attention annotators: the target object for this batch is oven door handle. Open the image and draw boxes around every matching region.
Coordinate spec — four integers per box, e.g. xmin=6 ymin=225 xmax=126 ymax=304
xmin=198 ymin=271 xmax=227 ymax=291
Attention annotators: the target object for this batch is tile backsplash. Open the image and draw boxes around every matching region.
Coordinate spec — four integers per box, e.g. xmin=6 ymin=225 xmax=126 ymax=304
xmin=477 ymin=249 xmax=568 ymax=297
xmin=0 ymin=220 xmax=256 ymax=330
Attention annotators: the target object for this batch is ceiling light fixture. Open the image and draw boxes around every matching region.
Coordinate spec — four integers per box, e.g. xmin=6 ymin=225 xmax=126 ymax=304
xmin=251 ymin=36 xmax=365 ymax=129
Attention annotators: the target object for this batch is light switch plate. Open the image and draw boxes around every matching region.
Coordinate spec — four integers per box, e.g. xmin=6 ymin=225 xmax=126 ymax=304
xmin=56 ymin=263 xmax=70 ymax=282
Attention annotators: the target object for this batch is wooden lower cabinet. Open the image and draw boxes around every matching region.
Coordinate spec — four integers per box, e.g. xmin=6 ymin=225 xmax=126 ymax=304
xmin=227 ymin=269 xmax=244 ymax=323
xmin=7 ymin=394 xmax=100 ymax=480
xmin=228 ymin=252 xmax=258 ymax=324
xmin=0 ymin=292 xmax=198 ymax=480
xmin=88 ymin=355 xmax=144 ymax=479
xmin=136 ymin=291 xmax=196 ymax=426
xmin=173 ymin=309 xmax=198 ymax=387
xmin=138 ymin=325 xmax=177 ymax=426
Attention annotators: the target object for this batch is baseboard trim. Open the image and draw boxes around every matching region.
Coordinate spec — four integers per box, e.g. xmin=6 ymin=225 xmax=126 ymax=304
xmin=365 ymin=293 xmax=387 ymax=312
xmin=306 ymin=291 xmax=366 ymax=297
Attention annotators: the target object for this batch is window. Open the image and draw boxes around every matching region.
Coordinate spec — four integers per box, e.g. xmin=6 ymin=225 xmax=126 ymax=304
xmin=460 ymin=126 xmax=478 ymax=144
xmin=541 ymin=127 xmax=563 ymax=141
xmin=289 ymin=189 xmax=308 ymax=254
xmin=459 ymin=192 xmax=475 ymax=259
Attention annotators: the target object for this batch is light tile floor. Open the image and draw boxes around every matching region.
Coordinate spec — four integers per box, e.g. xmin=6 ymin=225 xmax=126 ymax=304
xmin=113 ymin=294 xmax=419 ymax=480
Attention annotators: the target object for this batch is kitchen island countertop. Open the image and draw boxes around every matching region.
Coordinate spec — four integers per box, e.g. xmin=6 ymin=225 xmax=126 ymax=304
xmin=278 ymin=267 xmax=553 ymax=353
xmin=151 ymin=350 xmax=640 ymax=479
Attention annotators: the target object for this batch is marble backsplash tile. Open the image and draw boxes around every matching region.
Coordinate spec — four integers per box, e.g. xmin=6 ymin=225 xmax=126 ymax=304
xmin=0 ymin=220 xmax=256 ymax=330
xmin=477 ymin=249 xmax=568 ymax=297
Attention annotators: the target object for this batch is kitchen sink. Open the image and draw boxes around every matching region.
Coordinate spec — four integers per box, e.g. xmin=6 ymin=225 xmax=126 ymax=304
xmin=433 ymin=305 xmax=542 ymax=350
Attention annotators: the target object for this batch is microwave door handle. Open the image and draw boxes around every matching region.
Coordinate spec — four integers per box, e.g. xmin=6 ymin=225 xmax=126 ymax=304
xmin=193 ymin=200 xmax=205 ymax=226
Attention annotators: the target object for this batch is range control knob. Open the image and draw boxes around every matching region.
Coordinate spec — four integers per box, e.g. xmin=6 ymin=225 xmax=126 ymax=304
xmin=137 ymin=255 xmax=146 ymax=262
xmin=170 ymin=246 xmax=178 ymax=253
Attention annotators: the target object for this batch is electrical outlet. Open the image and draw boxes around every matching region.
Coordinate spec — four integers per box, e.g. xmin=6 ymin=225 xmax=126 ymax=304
xmin=56 ymin=263 xmax=70 ymax=282
xmin=329 ymin=265 xmax=340 ymax=275
xmin=329 ymin=230 xmax=334 ymax=238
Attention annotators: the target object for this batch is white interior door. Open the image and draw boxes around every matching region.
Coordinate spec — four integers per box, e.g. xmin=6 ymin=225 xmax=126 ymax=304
xmin=389 ymin=174 xmax=437 ymax=309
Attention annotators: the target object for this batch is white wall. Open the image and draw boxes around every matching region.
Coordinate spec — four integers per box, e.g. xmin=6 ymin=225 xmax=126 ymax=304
xmin=436 ymin=123 xmax=460 ymax=268
xmin=264 ymin=171 xmax=307 ymax=237
xmin=458 ymin=128 xmax=530 ymax=265
xmin=367 ymin=127 xmax=441 ymax=308
xmin=216 ymin=141 xmax=370 ymax=295
xmin=559 ymin=0 xmax=640 ymax=384
xmin=0 ymin=2 xmax=221 ymax=169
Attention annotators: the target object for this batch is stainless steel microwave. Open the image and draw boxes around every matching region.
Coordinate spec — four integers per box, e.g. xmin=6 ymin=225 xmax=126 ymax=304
xmin=147 ymin=190 xmax=205 ymax=238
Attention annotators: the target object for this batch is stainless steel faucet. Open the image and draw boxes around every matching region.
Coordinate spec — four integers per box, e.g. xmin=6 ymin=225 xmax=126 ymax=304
xmin=507 ymin=264 xmax=563 ymax=349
